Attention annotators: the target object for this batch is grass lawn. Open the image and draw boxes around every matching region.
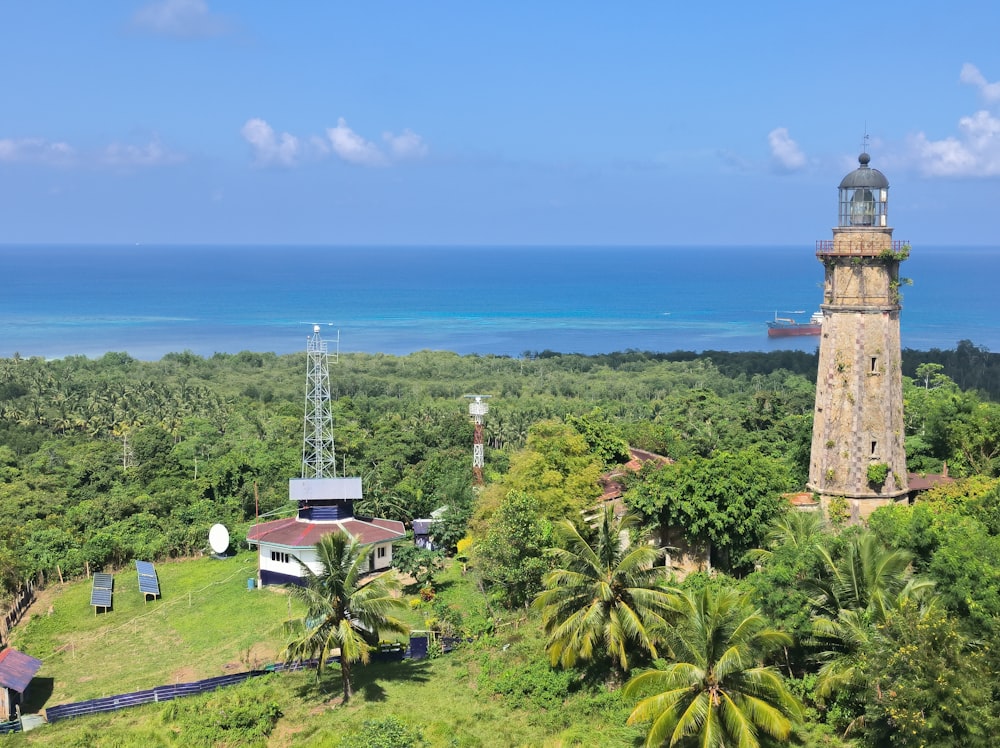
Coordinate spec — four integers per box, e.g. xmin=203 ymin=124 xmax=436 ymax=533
xmin=8 ymin=554 xmax=648 ymax=747
xmin=11 ymin=551 xmax=303 ymax=707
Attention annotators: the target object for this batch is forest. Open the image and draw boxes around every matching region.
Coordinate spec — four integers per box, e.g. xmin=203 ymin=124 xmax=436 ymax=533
xmin=3 ymin=341 xmax=1000 ymax=745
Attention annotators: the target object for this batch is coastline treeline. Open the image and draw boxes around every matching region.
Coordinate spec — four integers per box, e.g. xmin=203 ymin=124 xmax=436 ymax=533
xmin=0 ymin=342 xmax=997 ymax=594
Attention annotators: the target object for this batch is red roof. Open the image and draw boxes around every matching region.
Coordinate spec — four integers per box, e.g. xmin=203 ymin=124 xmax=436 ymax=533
xmin=907 ymin=471 xmax=956 ymax=492
xmin=598 ymin=448 xmax=671 ymax=504
xmin=0 ymin=648 xmax=42 ymax=693
xmin=784 ymin=492 xmax=820 ymax=508
xmin=247 ymin=516 xmax=405 ymax=549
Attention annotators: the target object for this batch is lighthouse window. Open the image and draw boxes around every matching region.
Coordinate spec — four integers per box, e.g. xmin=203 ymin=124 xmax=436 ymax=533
xmin=870 ymin=356 xmax=878 ymax=373
xmin=871 ymin=441 xmax=878 ymax=456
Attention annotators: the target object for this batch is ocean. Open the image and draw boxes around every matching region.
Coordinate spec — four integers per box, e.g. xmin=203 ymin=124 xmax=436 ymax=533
xmin=0 ymin=245 xmax=996 ymax=361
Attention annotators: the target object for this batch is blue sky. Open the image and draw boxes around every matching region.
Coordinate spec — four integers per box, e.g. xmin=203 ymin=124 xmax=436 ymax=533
xmin=3 ymin=1 xmax=1000 ymax=246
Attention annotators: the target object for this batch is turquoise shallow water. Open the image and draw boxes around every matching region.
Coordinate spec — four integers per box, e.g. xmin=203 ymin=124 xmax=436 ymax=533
xmin=0 ymin=245 xmax=995 ymax=360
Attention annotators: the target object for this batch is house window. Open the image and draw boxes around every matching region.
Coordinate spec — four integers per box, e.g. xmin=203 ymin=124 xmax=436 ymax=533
xmin=270 ymin=551 xmax=290 ymax=564
xmin=377 ymin=546 xmax=387 ymax=559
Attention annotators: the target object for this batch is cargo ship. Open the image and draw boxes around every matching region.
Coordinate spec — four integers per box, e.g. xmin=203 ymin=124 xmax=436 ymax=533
xmin=767 ymin=310 xmax=823 ymax=337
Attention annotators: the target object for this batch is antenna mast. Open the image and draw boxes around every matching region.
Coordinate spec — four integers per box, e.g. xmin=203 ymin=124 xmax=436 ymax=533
xmin=464 ymin=395 xmax=491 ymax=485
xmin=302 ymin=324 xmax=339 ymax=478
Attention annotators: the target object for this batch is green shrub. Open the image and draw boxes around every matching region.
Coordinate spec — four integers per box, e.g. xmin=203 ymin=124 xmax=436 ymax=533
xmin=161 ymin=677 xmax=282 ymax=746
xmin=477 ymin=657 xmax=574 ymax=710
xmin=867 ymin=462 xmax=890 ymax=486
xmin=338 ymin=716 xmax=427 ymax=748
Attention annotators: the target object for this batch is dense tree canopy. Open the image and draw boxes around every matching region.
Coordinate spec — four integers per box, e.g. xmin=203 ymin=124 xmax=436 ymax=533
xmin=3 ymin=342 xmax=1000 ymax=743
xmin=624 ymin=448 xmax=793 ymax=571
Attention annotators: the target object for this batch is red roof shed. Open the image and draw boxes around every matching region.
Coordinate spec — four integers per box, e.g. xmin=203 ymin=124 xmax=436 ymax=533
xmin=0 ymin=647 xmax=42 ymax=720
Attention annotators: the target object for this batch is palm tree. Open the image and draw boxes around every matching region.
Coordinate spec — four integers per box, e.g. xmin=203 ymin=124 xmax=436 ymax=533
xmin=282 ymin=532 xmax=409 ymax=703
xmin=532 ymin=507 xmax=675 ymax=680
xmin=625 ymin=586 xmax=803 ymax=748
xmin=747 ymin=509 xmax=825 ymax=567
xmin=807 ymin=531 xmax=929 ymax=621
xmin=806 ymin=531 xmax=936 ymax=701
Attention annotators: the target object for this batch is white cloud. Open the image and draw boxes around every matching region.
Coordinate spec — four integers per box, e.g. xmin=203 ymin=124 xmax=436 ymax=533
xmin=239 ymin=117 xmax=427 ymax=168
xmin=103 ymin=137 xmax=183 ymax=167
xmin=909 ymin=110 xmax=1000 ymax=177
xmin=131 ymin=0 xmax=229 ymax=38
xmin=383 ymin=129 xmax=428 ymax=160
xmin=326 ymin=118 xmax=387 ymax=166
xmin=768 ymin=127 xmax=806 ymax=172
xmin=960 ymin=63 xmax=1000 ymax=103
xmin=904 ymin=63 xmax=1000 ymax=177
xmin=241 ymin=118 xmax=300 ymax=167
xmin=0 ymin=137 xmax=75 ymax=165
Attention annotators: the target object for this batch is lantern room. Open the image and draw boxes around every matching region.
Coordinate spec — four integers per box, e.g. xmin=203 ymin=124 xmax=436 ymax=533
xmin=838 ymin=152 xmax=889 ymax=228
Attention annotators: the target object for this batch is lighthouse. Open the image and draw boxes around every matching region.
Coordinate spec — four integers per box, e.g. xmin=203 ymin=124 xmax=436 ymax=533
xmin=807 ymin=150 xmax=910 ymax=522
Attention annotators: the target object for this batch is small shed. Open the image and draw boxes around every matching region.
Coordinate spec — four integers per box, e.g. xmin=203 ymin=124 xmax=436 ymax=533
xmin=0 ymin=647 xmax=42 ymax=720
xmin=413 ymin=505 xmax=449 ymax=550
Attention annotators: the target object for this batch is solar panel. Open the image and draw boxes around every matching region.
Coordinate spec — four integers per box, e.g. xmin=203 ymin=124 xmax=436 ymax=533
xmin=93 ymin=573 xmax=113 ymax=589
xmin=90 ymin=573 xmax=113 ymax=611
xmin=135 ymin=560 xmax=156 ymax=578
xmin=135 ymin=560 xmax=160 ymax=600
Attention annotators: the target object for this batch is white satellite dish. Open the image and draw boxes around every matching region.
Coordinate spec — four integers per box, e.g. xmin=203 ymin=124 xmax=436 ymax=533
xmin=209 ymin=523 xmax=230 ymax=555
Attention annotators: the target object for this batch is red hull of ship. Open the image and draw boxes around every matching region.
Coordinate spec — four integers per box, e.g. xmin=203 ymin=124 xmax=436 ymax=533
xmin=767 ymin=325 xmax=821 ymax=338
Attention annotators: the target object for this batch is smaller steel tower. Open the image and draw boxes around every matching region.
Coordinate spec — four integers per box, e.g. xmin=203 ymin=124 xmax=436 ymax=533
xmin=464 ymin=395 xmax=491 ymax=485
xmin=302 ymin=324 xmax=339 ymax=478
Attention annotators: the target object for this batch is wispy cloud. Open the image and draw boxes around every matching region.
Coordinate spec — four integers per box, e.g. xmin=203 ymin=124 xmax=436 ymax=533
xmin=241 ymin=118 xmax=300 ymax=167
xmin=131 ymin=0 xmax=230 ymax=38
xmin=103 ymin=137 xmax=184 ymax=167
xmin=908 ymin=63 xmax=1000 ymax=177
xmin=960 ymin=63 xmax=1000 ymax=103
xmin=768 ymin=127 xmax=806 ymax=172
xmin=0 ymin=137 xmax=75 ymax=165
xmin=0 ymin=134 xmax=183 ymax=169
xmin=716 ymin=148 xmax=751 ymax=172
xmin=241 ymin=117 xmax=429 ymax=168
xmin=383 ymin=129 xmax=429 ymax=160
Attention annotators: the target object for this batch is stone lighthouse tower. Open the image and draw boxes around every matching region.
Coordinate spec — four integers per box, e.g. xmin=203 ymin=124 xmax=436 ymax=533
xmin=808 ymin=151 xmax=909 ymax=521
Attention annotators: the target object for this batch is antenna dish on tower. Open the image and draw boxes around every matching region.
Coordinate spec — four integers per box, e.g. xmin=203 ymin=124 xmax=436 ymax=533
xmin=209 ymin=523 xmax=230 ymax=555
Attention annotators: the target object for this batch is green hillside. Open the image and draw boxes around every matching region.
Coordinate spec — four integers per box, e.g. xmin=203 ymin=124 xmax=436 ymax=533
xmin=9 ymin=556 xmax=646 ymax=747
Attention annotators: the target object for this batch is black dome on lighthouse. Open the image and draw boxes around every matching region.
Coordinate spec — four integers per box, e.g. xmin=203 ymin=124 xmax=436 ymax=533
xmin=839 ymin=152 xmax=889 ymax=190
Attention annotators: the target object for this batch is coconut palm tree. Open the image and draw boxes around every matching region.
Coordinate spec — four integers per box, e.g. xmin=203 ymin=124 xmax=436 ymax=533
xmin=807 ymin=531 xmax=930 ymax=621
xmin=806 ymin=531 xmax=936 ymax=701
xmin=747 ymin=509 xmax=825 ymax=567
xmin=282 ymin=531 xmax=409 ymax=703
xmin=532 ymin=506 xmax=675 ymax=680
xmin=625 ymin=586 xmax=803 ymax=748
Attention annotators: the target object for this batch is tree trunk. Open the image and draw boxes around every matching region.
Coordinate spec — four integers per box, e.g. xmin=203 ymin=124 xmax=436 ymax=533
xmin=341 ymin=659 xmax=353 ymax=703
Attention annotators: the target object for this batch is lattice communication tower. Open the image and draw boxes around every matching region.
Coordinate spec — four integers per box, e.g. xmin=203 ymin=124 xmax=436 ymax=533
xmin=302 ymin=324 xmax=340 ymax=478
xmin=464 ymin=395 xmax=491 ymax=485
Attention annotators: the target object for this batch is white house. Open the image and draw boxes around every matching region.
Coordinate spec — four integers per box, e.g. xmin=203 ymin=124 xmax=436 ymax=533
xmin=248 ymin=477 xmax=405 ymax=587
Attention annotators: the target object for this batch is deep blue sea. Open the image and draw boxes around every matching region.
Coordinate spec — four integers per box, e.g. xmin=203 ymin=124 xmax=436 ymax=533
xmin=0 ymin=245 xmax=996 ymax=360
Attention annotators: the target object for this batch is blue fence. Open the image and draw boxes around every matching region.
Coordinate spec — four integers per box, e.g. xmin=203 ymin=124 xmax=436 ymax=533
xmin=42 ymin=642 xmax=410 ymax=725
xmin=45 ymin=671 xmax=269 ymax=723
